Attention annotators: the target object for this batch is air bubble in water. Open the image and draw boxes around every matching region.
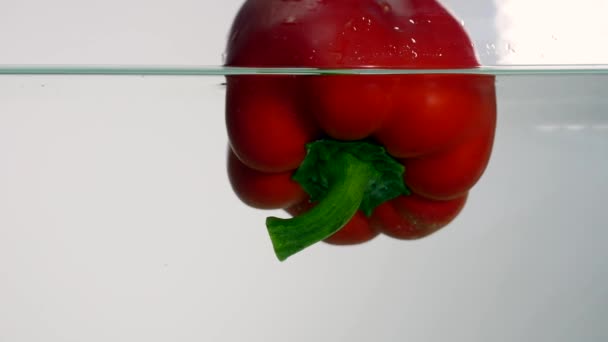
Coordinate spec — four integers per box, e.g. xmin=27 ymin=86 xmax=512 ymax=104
xmin=283 ymin=16 xmax=297 ymax=24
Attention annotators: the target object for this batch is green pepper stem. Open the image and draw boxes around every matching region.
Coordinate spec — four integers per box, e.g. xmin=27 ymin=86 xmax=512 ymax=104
xmin=266 ymin=154 xmax=374 ymax=261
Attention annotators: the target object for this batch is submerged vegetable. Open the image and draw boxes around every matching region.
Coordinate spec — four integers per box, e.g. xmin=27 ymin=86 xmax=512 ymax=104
xmin=224 ymin=0 xmax=497 ymax=261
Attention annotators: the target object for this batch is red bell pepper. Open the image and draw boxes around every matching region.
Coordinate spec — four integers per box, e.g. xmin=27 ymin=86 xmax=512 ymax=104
xmin=224 ymin=0 xmax=497 ymax=261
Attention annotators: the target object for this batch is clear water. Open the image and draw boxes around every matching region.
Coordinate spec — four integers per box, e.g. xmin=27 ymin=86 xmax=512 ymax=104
xmin=0 ymin=70 xmax=606 ymax=341
xmin=2 ymin=64 xmax=608 ymax=75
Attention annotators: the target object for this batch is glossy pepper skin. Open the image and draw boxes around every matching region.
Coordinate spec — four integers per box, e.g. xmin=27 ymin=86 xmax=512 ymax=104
xmin=225 ymin=0 xmax=496 ymax=247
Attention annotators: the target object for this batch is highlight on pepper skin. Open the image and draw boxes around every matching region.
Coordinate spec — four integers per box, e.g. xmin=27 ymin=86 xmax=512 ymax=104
xmin=223 ymin=0 xmax=497 ymax=260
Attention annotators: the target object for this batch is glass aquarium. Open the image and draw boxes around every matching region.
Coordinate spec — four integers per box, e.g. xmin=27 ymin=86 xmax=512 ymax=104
xmin=1 ymin=0 xmax=606 ymax=341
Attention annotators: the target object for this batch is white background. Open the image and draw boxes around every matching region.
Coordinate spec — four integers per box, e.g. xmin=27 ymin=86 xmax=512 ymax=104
xmin=1 ymin=1 xmax=607 ymax=342
xmin=1 ymin=0 xmax=607 ymax=66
